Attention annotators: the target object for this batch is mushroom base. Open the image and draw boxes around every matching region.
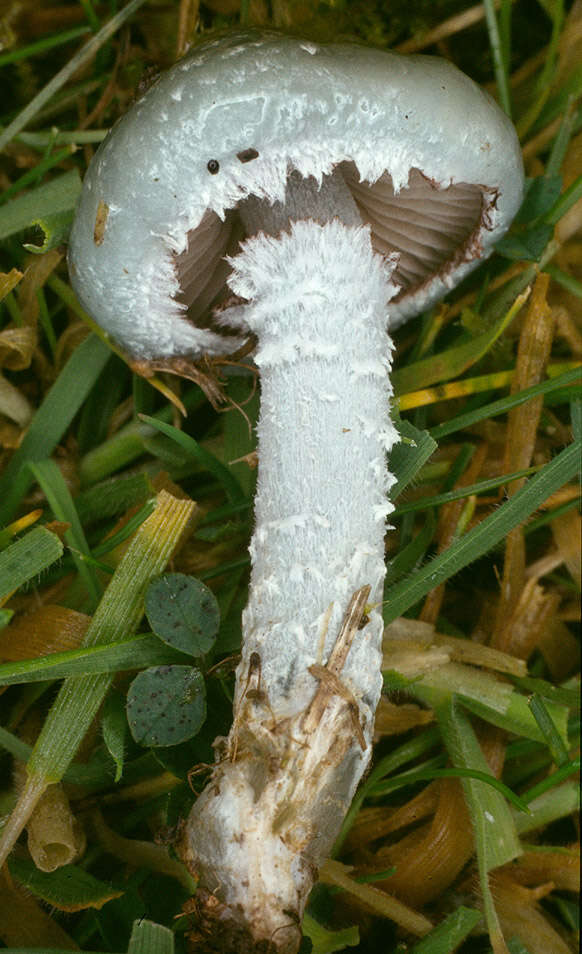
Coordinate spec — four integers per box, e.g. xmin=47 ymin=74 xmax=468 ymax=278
xmin=181 ymin=589 xmax=371 ymax=953
xmin=181 ymin=220 xmax=399 ymax=952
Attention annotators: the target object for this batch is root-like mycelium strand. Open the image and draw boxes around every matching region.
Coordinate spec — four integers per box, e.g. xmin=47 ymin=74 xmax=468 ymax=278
xmin=182 ymin=218 xmax=399 ymax=952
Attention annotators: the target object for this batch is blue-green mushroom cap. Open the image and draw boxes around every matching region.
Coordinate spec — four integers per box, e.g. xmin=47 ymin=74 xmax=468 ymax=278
xmin=68 ymin=31 xmax=524 ymax=361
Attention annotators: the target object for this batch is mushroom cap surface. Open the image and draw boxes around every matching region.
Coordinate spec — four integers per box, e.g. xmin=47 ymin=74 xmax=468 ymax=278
xmin=68 ymin=30 xmax=524 ymax=360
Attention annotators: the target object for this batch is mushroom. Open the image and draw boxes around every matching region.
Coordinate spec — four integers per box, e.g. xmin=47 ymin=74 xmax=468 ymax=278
xmin=68 ymin=31 xmax=524 ymax=954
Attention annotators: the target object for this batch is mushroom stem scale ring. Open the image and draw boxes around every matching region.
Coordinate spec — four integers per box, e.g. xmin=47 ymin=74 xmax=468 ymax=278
xmin=68 ymin=31 xmax=524 ymax=953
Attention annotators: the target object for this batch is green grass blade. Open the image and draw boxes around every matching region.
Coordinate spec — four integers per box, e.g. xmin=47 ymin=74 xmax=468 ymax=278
xmin=139 ymin=414 xmax=246 ymax=504
xmin=544 ymin=173 xmax=582 ymax=226
xmin=437 ymin=697 xmax=522 ymax=869
xmin=413 ymin=662 xmax=569 ymax=745
xmin=0 ymin=633 xmax=184 ymax=686
xmin=0 ymin=491 xmax=195 ymax=869
xmin=392 ymin=290 xmax=526 ymax=395
xmin=371 ymin=765 xmax=529 ymax=813
xmin=385 ymin=511 xmax=437 ymax=586
xmin=383 ymin=441 xmax=581 ymax=624
xmin=390 ymin=419 xmax=437 ymax=497
xmin=0 ymin=148 xmax=77 ymax=206
xmin=0 ymin=527 xmax=63 ymax=601
xmin=0 ymin=726 xmax=30 ymax=762
xmin=0 ymin=0 xmax=150 ymax=152
xmin=437 ymin=697 xmax=521 ymax=952
xmin=522 ymin=758 xmax=580 ymax=805
xmin=410 ymin=906 xmax=482 ymax=954
xmin=514 ymin=781 xmax=580 ymax=836
xmin=302 ymin=913 xmax=359 ymax=953
xmin=75 ymin=473 xmax=154 ymax=524
xmin=0 ymin=26 xmax=91 ymax=68
xmin=0 ymin=335 xmax=111 ymax=525
xmin=392 ymin=465 xmax=540 ymax=517
xmin=515 ymin=0 xmax=565 ymax=138
xmin=78 ymin=386 xmax=206 ymax=486
xmin=430 ymin=366 xmax=581 ymax=440
xmin=572 ymin=396 xmax=582 ymax=442
xmin=482 ymin=0 xmax=512 ymax=115
xmin=527 ymin=695 xmax=571 ymax=767
xmin=0 ymin=169 xmax=81 ymax=239
xmin=29 ymin=459 xmax=101 ymax=608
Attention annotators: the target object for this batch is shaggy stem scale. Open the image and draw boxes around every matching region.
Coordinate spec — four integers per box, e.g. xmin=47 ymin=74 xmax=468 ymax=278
xmin=183 ymin=218 xmax=399 ymax=952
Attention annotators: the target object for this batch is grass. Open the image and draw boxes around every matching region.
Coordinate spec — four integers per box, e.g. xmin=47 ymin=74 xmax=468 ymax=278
xmin=0 ymin=2 xmax=580 ymax=953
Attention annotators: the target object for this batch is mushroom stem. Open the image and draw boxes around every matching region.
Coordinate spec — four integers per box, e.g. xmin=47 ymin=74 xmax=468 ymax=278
xmin=183 ymin=209 xmax=399 ymax=952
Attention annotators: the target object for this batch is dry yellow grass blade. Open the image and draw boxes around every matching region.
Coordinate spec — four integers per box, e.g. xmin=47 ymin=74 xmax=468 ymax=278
xmin=318 ymin=858 xmax=433 ymax=936
xmin=0 ymin=605 xmax=90 ymax=660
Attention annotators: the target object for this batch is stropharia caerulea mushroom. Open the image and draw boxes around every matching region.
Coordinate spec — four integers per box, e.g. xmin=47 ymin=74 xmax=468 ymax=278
xmin=68 ymin=31 xmax=524 ymax=954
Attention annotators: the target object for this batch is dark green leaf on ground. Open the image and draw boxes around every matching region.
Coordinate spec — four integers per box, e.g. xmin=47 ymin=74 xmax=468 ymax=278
xmin=145 ymin=573 xmax=220 ymax=658
xmin=126 ymin=664 xmax=206 ymax=747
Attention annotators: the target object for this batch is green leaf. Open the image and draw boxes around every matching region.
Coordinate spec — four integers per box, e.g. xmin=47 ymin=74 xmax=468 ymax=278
xmin=0 ymin=527 xmax=64 ymax=601
xmin=544 ymin=172 xmax=582 ymax=226
xmin=23 ymin=208 xmax=77 ymax=253
xmin=370 ymin=764 xmax=528 ymax=813
xmin=8 ymin=856 xmax=123 ymax=912
xmin=514 ymin=176 xmax=563 ymax=223
xmin=0 ymin=334 xmax=111 ymax=525
xmin=508 ymin=675 xmax=579 ymax=711
xmin=390 ymin=418 xmax=437 ymax=498
xmin=145 ymin=573 xmax=220 ymax=658
xmin=495 ymin=223 xmax=554 ymax=261
xmin=383 ymin=441 xmax=581 ymax=625
xmin=392 ymin=465 xmax=540 ymax=518
xmin=0 ymin=169 xmax=81 ymax=241
xmin=126 ymin=665 xmax=207 ymax=747
xmin=302 ymin=912 xmax=359 ymax=954
xmin=522 ymin=757 xmax=580 ymax=804
xmin=410 ymin=906 xmax=482 ymax=954
xmin=102 ymin=690 xmax=128 ymax=783
xmin=127 ymin=919 xmax=174 ymax=954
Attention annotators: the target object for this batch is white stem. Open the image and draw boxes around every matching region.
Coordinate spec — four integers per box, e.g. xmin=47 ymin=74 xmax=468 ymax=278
xmin=183 ymin=221 xmax=398 ymax=953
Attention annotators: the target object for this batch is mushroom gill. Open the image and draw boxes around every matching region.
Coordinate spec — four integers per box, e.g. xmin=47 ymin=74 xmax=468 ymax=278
xmin=173 ymin=208 xmax=239 ymax=322
xmin=172 ymin=164 xmax=486 ymax=330
xmin=341 ymin=164 xmax=485 ymax=295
